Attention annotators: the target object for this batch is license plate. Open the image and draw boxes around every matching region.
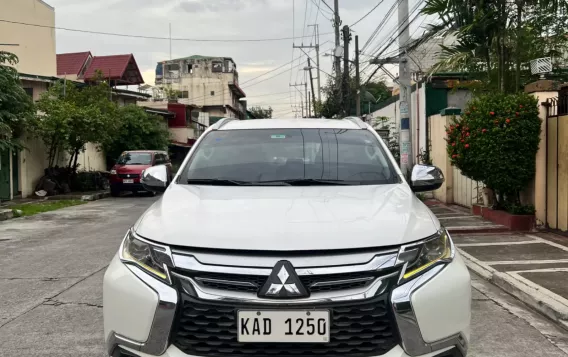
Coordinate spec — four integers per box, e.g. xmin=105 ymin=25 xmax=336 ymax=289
xmin=237 ymin=310 xmax=330 ymax=343
xmin=123 ymin=179 xmax=134 ymax=184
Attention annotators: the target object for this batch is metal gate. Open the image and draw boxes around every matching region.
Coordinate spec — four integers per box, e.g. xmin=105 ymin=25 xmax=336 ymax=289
xmin=0 ymin=150 xmax=10 ymax=200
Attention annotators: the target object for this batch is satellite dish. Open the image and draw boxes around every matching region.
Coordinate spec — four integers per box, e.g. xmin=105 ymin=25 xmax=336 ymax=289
xmin=530 ymin=57 xmax=552 ymax=79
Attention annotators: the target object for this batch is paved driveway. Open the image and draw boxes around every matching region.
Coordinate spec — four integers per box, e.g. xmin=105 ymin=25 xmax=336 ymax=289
xmin=0 ymin=196 xmax=566 ymax=357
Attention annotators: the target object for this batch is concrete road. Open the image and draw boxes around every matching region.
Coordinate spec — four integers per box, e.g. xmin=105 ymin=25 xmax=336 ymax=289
xmin=0 ymin=196 xmax=567 ymax=357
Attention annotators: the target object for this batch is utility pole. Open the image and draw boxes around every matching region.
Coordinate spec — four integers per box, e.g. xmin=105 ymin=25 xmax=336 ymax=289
xmin=304 ymin=82 xmax=309 ymax=117
xmin=290 ymin=83 xmax=307 ymax=117
xmin=333 ymin=0 xmax=341 ymax=80
xmin=368 ymin=0 xmax=413 ymax=174
xmin=355 ymin=35 xmax=361 ymax=118
xmin=308 ymin=24 xmax=322 ymax=105
xmin=342 ymin=25 xmax=351 ymax=117
xmin=308 ymin=91 xmax=311 ymax=118
xmin=307 ymin=58 xmax=317 ymax=117
xmin=294 ymin=31 xmax=321 ymax=105
xmin=398 ymin=0 xmax=413 ymax=175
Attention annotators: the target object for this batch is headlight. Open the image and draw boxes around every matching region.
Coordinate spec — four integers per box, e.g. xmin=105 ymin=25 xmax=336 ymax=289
xmin=120 ymin=229 xmax=173 ymax=283
xmin=110 ymin=169 xmax=117 ymax=175
xmin=399 ymin=229 xmax=453 ymax=281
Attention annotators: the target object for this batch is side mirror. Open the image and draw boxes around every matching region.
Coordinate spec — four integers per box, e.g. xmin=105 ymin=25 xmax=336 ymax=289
xmin=141 ymin=165 xmax=169 ymax=193
xmin=410 ymin=164 xmax=444 ymax=192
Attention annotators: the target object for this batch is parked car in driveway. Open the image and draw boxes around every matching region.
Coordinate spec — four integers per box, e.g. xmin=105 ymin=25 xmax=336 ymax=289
xmin=109 ymin=150 xmax=172 ymax=197
xmin=103 ymin=117 xmax=471 ymax=357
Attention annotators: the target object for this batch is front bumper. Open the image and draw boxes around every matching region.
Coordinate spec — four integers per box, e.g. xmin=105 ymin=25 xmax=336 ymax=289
xmin=104 ymin=252 xmax=471 ymax=357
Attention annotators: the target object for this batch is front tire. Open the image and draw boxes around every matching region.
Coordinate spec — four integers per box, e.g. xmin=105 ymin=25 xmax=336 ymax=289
xmin=110 ymin=186 xmax=120 ymax=197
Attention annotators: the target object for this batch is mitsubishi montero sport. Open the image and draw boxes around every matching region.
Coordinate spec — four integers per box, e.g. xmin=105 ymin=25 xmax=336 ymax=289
xmin=103 ymin=117 xmax=471 ymax=357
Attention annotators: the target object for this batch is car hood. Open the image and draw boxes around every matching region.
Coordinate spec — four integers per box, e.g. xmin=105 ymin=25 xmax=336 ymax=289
xmin=114 ymin=164 xmax=151 ymax=173
xmin=134 ymin=183 xmax=440 ymax=251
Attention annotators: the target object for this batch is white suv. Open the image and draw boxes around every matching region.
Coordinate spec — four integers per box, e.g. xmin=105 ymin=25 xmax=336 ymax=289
xmin=103 ymin=117 xmax=471 ymax=357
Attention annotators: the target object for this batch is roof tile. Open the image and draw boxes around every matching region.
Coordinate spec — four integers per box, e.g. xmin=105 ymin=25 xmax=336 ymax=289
xmin=56 ymin=51 xmax=91 ymax=76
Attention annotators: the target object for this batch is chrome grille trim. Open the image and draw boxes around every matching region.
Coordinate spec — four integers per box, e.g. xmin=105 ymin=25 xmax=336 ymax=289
xmin=194 ymin=277 xmax=258 ymax=288
xmin=309 ymin=276 xmax=375 ymax=288
xmin=172 ymin=271 xmax=399 ymax=304
xmin=171 ymin=252 xmax=400 ymax=276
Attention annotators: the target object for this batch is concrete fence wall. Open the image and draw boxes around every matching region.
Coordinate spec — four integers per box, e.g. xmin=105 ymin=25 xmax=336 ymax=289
xmin=19 ymin=136 xmax=106 ymax=198
xmin=429 ymin=114 xmax=453 ymax=203
xmin=428 ymin=113 xmax=483 ymax=207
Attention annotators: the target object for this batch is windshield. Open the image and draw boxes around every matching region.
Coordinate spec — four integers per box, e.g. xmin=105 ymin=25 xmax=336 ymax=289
xmin=181 ymin=129 xmax=400 ymax=185
xmin=117 ymin=152 xmax=152 ymax=165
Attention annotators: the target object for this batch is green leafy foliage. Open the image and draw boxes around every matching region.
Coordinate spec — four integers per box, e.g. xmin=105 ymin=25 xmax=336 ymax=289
xmin=36 ymin=80 xmax=118 ymax=170
xmin=421 ymin=0 xmax=568 ymax=92
xmin=447 ymin=92 xmax=541 ymax=210
xmin=319 ymin=77 xmax=391 ymax=118
xmin=101 ymin=105 xmax=170 ymax=166
xmin=248 ymin=106 xmax=273 ymax=119
xmin=0 ymin=51 xmax=36 ymax=151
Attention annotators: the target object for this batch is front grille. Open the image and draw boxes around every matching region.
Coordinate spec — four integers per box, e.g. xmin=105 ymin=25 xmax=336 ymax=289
xmin=176 ymin=269 xmax=385 ymax=294
xmin=172 ymin=280 xmax=400 ymax=357
xmin=118 ymin=173 xmax=140 ymax=179
xmin=190 ymin=272 xmax=267 ymax=293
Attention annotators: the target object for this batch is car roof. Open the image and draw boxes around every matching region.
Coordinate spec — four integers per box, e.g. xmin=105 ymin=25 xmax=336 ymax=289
xmin=122 ymin=150 xmax=164 ymax=154
xmin=219 ymin=118 xmax=364 ymax=130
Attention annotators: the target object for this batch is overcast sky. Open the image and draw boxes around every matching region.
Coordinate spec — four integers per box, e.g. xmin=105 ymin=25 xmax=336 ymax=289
xmin=47 ymin=0 xmax=429 ymax=116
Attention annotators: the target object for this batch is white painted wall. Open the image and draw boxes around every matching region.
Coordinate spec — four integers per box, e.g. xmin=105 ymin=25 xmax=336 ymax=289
xmin=368 ymin=84 xmax=428 ymax=163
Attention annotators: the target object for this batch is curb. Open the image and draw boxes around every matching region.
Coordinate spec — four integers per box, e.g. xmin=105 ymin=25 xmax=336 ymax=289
xmin=0 ymin=209 xmax=14 ymax=221
xmin=0 ymin=192 xmax=110 ymax=223
xmin=458 ymin=248 xmax=568 ymax=330
xmin=447 ymin=226 xmax=511 ymax=234
xmin=44 ymin=191 xmax=110 ymax=202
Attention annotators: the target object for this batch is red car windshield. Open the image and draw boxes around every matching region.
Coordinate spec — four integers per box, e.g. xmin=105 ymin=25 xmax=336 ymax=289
xmin=117 ymin=153 xmax=152 ymax=165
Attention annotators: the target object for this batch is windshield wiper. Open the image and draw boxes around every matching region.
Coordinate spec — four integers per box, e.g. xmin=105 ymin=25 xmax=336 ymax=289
xmin=186 ymin=178 xmax=251 ymax=186
xmin=257 ymin=179 xmax=356 ymax=186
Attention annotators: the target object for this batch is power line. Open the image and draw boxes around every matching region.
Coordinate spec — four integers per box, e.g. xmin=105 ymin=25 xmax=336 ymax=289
xmin=0 ymin=19 xmax=334 ymax=43
xmin=320 ymin=0 xmax=334 ymax=13
xmin=351 ymin=0 xmax=385 ymax=28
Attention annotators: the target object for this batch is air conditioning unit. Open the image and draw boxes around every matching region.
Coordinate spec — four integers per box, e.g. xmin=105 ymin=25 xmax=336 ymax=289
xmin=530 ymin=57 xmax=552 ymax=79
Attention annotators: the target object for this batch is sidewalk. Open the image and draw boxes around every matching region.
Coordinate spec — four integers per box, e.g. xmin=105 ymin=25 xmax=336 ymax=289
xmin=428 ymin=201 xmax=568 ymax=330
xmin=425 ymin=200 xmax=509 ymax=234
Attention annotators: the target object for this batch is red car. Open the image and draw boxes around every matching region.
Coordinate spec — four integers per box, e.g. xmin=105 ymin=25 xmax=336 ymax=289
xmin=109 ymin=150 xmax=172 ymax=197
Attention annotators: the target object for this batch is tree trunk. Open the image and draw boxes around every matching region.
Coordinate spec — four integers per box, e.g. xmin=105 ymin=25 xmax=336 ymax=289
xmin=515 ymin=0 xmax=523 ymax=91
xmin=72 ymin=148 xmax=80 ymax=175
xmin=67 ymin=151 xmax=75 ymax=171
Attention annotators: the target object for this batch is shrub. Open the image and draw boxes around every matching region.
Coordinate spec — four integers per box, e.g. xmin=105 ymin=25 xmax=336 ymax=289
xmin=447 ymin=92 xmax=541 ymax=211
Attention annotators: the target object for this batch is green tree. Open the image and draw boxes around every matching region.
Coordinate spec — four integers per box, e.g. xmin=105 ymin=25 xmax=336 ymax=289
xmin=0 ymin=51 xmax=35 ymax=150
xmin=318 ymin=77 xmax=391 ymax=118
xmin=421 ymin=0 xmax=568 ymax=92
xmin=101 ymin=105 xmax=170 ymax=166
xmin=36 ymin=80 xmax=118 ymax=171
xmin=248 ymin=106 xmax=273 ymax=119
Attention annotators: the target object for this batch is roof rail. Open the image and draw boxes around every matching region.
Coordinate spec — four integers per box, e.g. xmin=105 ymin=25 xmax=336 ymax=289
xmin=211 ymin=117 xmax=235 ymax=130
xmin=343 ymin=116 xmax=368 ymax=129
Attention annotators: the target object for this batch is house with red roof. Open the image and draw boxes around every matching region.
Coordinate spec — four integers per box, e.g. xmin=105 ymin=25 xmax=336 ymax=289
xmin=57 ymin=51 xmax=144 ymax=85
xmin=56 ymin=51 xmax=148 ymax=105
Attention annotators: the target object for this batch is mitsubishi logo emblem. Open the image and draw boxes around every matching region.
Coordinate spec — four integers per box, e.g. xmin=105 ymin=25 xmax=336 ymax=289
xmin=258 ymin=261 xmax=309 ymax=299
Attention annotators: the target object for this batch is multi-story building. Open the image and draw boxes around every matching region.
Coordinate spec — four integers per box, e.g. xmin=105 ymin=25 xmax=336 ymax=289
xmin=155 ymin=55 xmax=247 ymax=121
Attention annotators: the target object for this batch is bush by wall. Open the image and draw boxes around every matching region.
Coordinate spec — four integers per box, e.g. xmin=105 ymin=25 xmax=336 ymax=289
xmin=447 ymin=92 xmax=541 ymax=210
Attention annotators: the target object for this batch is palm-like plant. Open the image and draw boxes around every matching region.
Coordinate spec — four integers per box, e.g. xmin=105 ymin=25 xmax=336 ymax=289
xmin=421 ymin=0 xmax=568 ymax=92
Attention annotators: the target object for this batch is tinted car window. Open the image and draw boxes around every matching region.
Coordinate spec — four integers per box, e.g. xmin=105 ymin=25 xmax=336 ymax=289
xmin=117 ymin=153 xmax=152 ymax=165
xmin=154 ymin=153 xmax=165 ymax=165
xmin=182 ymin=129 xmax=399 ymax=185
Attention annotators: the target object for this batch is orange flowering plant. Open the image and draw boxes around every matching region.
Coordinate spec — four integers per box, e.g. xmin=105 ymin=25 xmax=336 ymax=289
xmin=446 ymin=92 xmax=541 ymax=209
